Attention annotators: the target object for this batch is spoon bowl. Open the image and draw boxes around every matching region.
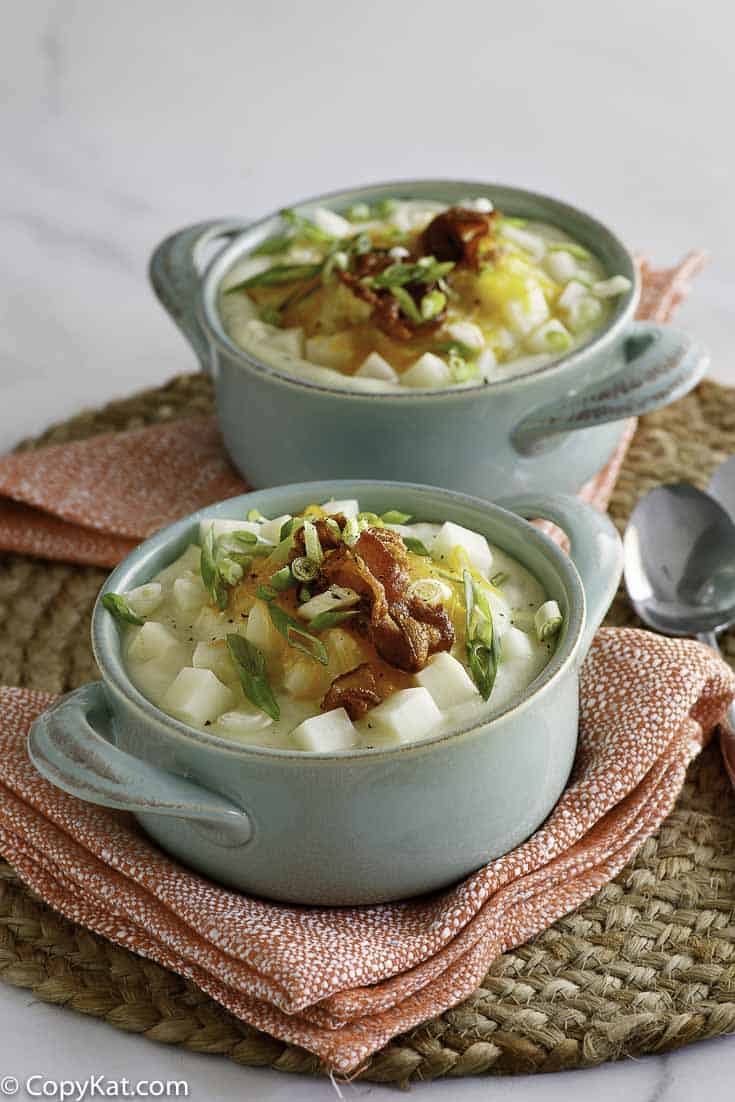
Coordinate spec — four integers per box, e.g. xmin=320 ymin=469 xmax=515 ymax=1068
xmin=624 ymin=483 xmax=735 ymax=635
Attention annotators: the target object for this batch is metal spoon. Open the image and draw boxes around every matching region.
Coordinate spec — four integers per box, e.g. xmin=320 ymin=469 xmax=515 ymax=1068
xmin=624 ymin=482 xmax=735 ymax=786
xmin=624 ymin=482 xmax=735 ymax=641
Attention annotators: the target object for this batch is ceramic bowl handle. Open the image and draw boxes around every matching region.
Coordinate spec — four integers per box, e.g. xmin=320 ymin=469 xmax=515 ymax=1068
xmin=512 ymin=322 xmax=709 ymax=456
xmin=498 ymin=492 xmax=623 ymax=656
xmin=149 ymin=220 xmax=250 ymax=374
xmin=28 ymin=683 xmax=252 ymax=844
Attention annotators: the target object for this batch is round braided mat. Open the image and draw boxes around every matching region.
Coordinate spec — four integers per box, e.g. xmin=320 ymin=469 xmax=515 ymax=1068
xmin=1 ymin=374 xmax=735 ymax=1085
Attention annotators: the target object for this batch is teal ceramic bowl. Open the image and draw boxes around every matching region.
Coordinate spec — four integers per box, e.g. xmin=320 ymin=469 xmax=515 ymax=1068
xmin=150 ymin=180 xmax=708 ymax=500
xmin=28 ymin=482 xmax=622 ymax=905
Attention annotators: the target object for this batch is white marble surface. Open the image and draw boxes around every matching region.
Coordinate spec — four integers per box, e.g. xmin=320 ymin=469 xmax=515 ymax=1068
xmin=2 ymin=1 xmax=735 ymax=1097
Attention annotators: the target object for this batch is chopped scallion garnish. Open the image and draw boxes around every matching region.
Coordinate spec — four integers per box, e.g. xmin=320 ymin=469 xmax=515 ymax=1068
xmin=381 ymin=510 xmax=413 ymax=525
xmin=226 ymin=635 xmax=280 ymax=721
xmin=402 ymin=536 xmax=431 ymax=556
xmin=101 ymin=593 xmax=144 ymax=626
xmin=490 ymin=571 xmax=509 ymax=587
xmin=463 ymin=569 xmax=501 ymax=700
xmin=269 ymin=565 xmax=294 ymax=592
xmin=247 ymin=509 xmax=267 ymax=522
xmin=534 ymin=600 xmax=563 ymax=642
xmin=303 ymin=520 xmax=324 ymax=564
xmin=292 ymin=556 xmax=320 ymax=583
xmin=308 ymin=609 xmax=359 ymax=632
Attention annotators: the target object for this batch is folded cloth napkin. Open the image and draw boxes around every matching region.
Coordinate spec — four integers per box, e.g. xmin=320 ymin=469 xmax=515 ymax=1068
xmin=0 ymin=629 xmax=732 ymax=1073
xmin=0 ymin=255 xmax=706 ymax=569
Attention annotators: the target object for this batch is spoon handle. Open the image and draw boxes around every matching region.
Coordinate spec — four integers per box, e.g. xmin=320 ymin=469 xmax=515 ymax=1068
xmin=697 ymin=631 xmax=735 ymax=789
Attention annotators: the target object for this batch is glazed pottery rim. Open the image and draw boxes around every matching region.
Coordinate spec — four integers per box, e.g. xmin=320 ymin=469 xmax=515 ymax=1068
xmin=200 ymin=177 xmax=640 ymax=401
xmin=93 ymin=480 xmax=586 ymax=763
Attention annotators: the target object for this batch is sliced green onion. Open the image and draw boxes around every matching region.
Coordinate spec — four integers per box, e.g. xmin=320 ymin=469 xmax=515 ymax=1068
xmin=226 ymin=635 xmax=280 ymax=721
xmin=347 ymin=202 xmax=371 ymax=222
xmin=548 ymin=242 xmax=592 ymax=260
xmin=375 ymin=198 xmax=397 ymax=218
xmin=267 ymin=603 xmax=328 ymax=664
xmin=357 ymin=511 xmax=382 ymax=526
xmin=381 ymin=510 xmax=413 ymax=525
xmin=342 ymin=517 xmax=362 ymax=546
xmin=303 ymin=519 xmax=324 ymax=564
xmin=546 ymin=329 xmax=572 ymax=351
xmin=247 ymin=509 xmax=267 ymax=522
xmin=101 ymin=593 xmax=144 ymax=626
xmin=252 ymin=234 xmax=293 ymax=257
xmin=292 ymin=556 xmax=320 ymax=582
xmin=406 ymin=578 xmax=451 ymax=606
xmin=218 ymin=557 xmax=244 ymax=586
xmin=200 ymin=527 xmax=228 ymax=610
xmin=280 ymin=207 xmax=335 ymax=243
xmin=463 ymin=570 xmax=501 ymax=700
xmin=298 ymin=584 xmax=312 ymax=604
xmin=403 ymin=536 xmax=431 ymax=556
xmin=269 ymin=565 xmax=294 ymax=592
xmin=226 ymin=530 xmax=258 ymax=545
xmin=499 ymin=216 xmax=527 ymax=228
xmin=226 ymin=263 xmax=323 ymax=293
xmin=259 ymin=306 xmax=282 ymax=326
xmin=490 ymin=571 xmax=509 ymax=587
xmin=535 ymin=600 xmax=563 ymax=642
xmin=390 ymin=285 xmax=423 ymax=324
xmin=420 ymin=289 xmax=446 ymax=320
xmin=256 ymin=583 xmax=278 ymax=602
xmin=308 ymin=609 xmax=359 ymax=632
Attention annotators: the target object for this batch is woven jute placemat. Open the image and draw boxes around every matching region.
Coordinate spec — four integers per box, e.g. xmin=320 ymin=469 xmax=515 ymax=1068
xmin=1 ymin=372 xmax=734 ymax=1085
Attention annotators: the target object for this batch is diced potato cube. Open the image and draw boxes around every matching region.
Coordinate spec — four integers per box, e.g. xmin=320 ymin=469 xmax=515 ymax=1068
xmin=193 ymin=606 xmax=230 ymax=642
xmin=544 ymin=249 xmax=578 ymax=283
xmin=356 ymin=351 xmax=398 ymax=382
xmin=128 ymin=621 xmax=182 ymax=664
xmin=311 ymin=206 xmax=353 ymax=238
xmin=477 ymin=347 xmax=497 ymax=381
xmin=305 ymin=333 xmax=354 ymax=370
xmin=259 ymin=514 xmax=291 ymax=543
xmin=297 ymin=586 xmax=360 ymax=622
xmin=193 ymin=640 xmax=237 ymax=684
xmin=401 ymin=352 xmax=451 ymax=389
xmin=503 ymin=284 xmax=549 ymax=336
xmin=173 ymin=576 xmax=207 ymax=614
xmin=282 ymin=655 xmax=331 ymax=699
xmin=125 ymin=583 xmax=163 ymax=617
xmin=364 ymin=688 xmax=441 ymax=745
xmin=431 ymin=521 xmax=493 ymax=576
xmin=244 ymin=319 xmax=303 ymax=356
xmin=414 ymin=652 xmax=479 ymax=710
xmin=163 ymin=667 xmax=234 ymax=727
xmin=198 ymin=518 xmax=262 ymax=544
xmin=526 ymin=318 xmax=572 ymax=355
xmin=557 ymin=281 xmax=603 ymax=334
xmin=245 ymin=600 xmax=283 ymax=657
xmin=593 ymin=275 xmax=632 ymax=299
xmin=324 ymin=627 xmax=367 ymax=676
xmin=501 ymin=625 xmax=535 ymax=661
xmin=320 ymin=498 xmax=359 ymax=519
xmin=290 ymin=707 xmax=358 ymax=752
xmin=500 ymin=224 xmax=547 ymax=261
xmin=445 ymin=321 xmax=485 ymax=351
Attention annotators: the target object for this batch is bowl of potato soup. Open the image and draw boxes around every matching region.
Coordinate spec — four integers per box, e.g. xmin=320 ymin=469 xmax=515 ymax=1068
xmin=150 ymin=181 xmax=708 ymax=500
xmin=29 ymin=482 xmax=622 ymax=905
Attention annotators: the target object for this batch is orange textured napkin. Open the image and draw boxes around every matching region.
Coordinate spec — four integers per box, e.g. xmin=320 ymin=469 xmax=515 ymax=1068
xmin=0 ymin=255 xmax=706 ymax=568
xmin=0 ymin=629 xmax=732 ymax=1072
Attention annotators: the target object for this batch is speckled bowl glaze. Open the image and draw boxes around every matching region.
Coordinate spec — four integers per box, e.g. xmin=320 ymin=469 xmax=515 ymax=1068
xmin=28 ymin=482 xmax=622 ymax=905
xmin=149 ymin=180 xmax=708 ymax=500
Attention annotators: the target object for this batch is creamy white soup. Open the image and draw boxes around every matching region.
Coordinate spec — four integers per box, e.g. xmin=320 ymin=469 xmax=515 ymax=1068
xmin=219 ymin=198 xmax=632 ymax=393
xmin=103 ymin=501 xmax=564 ymax=752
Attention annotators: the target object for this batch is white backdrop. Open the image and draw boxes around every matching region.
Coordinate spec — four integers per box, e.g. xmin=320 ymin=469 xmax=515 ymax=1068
xmin=2 ymin=2 xmax=735 ymax=1098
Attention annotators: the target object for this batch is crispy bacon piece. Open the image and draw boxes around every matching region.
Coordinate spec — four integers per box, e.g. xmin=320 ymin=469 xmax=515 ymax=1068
xmin=353 ymin=527 xmax=409 ymax=603
xmin=421 ymin=206 xmax=495 ymax=270
xmin=320 ymin=528 xmax=454 ymax=672
xmin=322 ymin=662 xmax=382 ymax=719
xmin=292 ymin=514 xmax=346 ymax=556
xmin=337 ymin=251 xmax=445 ymax=341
